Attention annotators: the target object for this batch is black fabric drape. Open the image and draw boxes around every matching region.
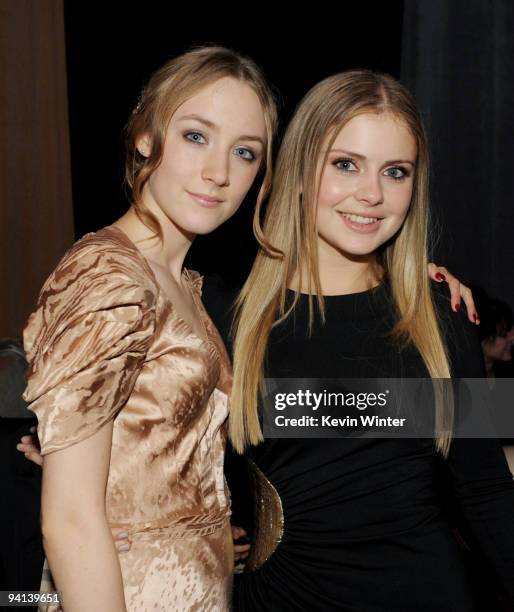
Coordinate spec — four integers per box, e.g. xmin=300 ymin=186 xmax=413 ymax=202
xmin=0 ymin=418 xmax=44 ymax=608
xmin=401 ymin=0 xmax=514 ymax=308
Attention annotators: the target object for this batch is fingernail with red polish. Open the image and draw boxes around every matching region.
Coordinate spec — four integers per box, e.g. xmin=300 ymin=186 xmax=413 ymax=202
xmin=435 ymin=273 xmax=446 ymax=282
xmin=454 ymin=303 xmax=461 ymax=312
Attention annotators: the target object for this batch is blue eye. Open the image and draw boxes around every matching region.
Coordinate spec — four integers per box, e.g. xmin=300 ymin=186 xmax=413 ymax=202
xmin=335 ymin=159 xmax=357 ymax=172
xmin=184 ymin=131 xmax=206 ymax=144
xmin=385 ymin=167 xmax=408 ymax=180
xmin=234 ymin=147 xmax=255 ymax=162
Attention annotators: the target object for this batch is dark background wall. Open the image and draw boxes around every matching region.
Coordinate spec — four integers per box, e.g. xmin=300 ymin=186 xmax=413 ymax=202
xmin=63 ymin=3 xmax=403 ymax=287
xmin=2 ymin=1 xmax=512 ymax=336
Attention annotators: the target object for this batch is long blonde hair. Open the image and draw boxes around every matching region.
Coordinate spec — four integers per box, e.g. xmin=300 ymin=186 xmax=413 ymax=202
xmin=230 ymin=70 xmax=453 ymax=456
xmin=125 ymin=45 xmax=278 ymax=241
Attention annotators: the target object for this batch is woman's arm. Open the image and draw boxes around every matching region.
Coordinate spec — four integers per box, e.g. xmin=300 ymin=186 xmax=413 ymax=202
xmin=438 ymin=293 xmax=514 ymax=603
xmin=42 ymin=421 xmax=126 ymax=611
xmin=20 ymin=235 xmax=157 ymax=611
xmin=446 ymin=436 xmax=514 ymax=603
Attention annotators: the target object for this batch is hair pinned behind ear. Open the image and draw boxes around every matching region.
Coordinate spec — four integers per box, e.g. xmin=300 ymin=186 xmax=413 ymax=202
xmin=124 ymin=46 xmax=278 ymax=244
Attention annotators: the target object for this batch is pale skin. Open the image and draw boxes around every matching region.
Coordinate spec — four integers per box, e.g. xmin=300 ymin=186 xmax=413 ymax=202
xmin=291 ymin=112 xmax=473 ymax=301
xmin=25 ymin=76 xmax=266 ymax=611
xmin=19 ymin=103 xmax=477 ymax=580
xmin=40 ymin=422 xmax=127 ymax=610
xmin=303 ymin=112 xmax=418 ymax=293
xmin=288 ymin=112 xmax=513 ymax=482
xmin=18 ymin=419 xmax=250 ymax=560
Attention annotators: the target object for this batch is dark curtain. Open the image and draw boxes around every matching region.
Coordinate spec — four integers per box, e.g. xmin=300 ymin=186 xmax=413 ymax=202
xmin=401 ymin=0 xmax=514 ymax=308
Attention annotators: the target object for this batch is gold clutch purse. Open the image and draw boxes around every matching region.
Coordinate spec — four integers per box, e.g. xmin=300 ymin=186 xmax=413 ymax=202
xmin=244 ymin=459 xmax=284 ymax=572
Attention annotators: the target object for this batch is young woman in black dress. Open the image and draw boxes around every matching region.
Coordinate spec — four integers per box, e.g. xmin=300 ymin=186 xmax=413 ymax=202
xmin=229 ymin=70 xmax=514 ymax=611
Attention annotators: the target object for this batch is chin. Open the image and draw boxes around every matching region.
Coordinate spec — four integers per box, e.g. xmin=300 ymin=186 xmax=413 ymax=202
xmin=174 ymin=207 xmax=228 ymax=233
xmin=192 ymin=225 xmax=222 ymax=236
xmin=329 ymin=240 xmax=380 ymax=258
xmin=182 ymin=217 xmax=226 ymax=236
xmin=337 ymin=232 xmax=401 ymax=258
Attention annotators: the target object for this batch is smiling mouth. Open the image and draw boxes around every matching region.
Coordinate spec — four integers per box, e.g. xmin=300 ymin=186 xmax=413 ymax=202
xmin=338 ymin=212 xmax=383 ymax=233
xmin=341 ymin=213 xmax=382 ymax=224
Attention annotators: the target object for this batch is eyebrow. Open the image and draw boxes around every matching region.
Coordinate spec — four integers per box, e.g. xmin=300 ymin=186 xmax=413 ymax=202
xmin=178 ymin=114 xmax=265 ymax=146
xmin=328 ymin=148 xmax=416 ymax=166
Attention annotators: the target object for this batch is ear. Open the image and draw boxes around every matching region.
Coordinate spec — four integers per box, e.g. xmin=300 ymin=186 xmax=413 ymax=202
xmin=136 ymin=133 xmax=152 ymax=158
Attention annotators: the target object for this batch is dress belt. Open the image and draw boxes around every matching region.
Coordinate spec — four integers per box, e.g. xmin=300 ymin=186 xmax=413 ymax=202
xmin=111 ymin=514 xmax=230 ymax=540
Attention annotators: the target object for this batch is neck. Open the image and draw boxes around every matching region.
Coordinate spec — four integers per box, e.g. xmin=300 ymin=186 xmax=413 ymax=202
xmin=291 ymin=238 xmax=380 ymax=295
xmin=114 ymin=196 xmax=193 ymax=283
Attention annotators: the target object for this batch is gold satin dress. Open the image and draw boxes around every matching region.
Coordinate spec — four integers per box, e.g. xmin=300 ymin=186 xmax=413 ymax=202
xmin=23 ymin=226 xmax=234 ymax=611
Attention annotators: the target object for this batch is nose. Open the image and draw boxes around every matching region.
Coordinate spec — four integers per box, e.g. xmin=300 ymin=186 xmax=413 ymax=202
xmin=201 ymin=148 xmax=230 ymax=187
xmin=355 ymin=172 xmax=383 ymax=206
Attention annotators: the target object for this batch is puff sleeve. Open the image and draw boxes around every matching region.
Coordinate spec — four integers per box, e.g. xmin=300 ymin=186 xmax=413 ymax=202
xmin=22 ymin=234 xmax=156 ymax=454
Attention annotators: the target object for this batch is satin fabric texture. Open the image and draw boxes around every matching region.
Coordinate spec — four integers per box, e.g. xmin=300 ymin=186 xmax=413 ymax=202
xmin=23 ymin=226 xmax=234 ymax=611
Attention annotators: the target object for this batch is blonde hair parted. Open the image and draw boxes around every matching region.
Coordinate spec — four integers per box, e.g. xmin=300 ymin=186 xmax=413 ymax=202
xmin=125 ymin=45 xmax=278 ymax=241
xmin=230 ymin=69 xmax=453 ymax=456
